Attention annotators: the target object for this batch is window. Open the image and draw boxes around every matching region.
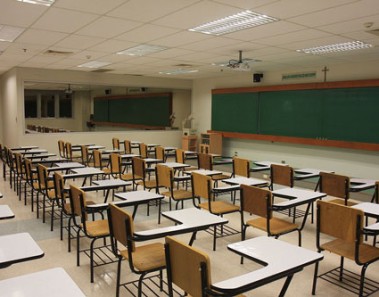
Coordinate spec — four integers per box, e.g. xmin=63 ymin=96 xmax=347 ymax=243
xmin=24 ymin=90 xmax=73 ymax=118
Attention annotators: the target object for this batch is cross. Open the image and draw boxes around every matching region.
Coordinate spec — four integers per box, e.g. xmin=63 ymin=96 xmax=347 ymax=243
xmin=322 ymin=66 xmax=329 ymax=82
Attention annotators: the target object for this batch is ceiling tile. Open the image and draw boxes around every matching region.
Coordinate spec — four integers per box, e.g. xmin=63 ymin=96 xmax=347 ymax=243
xmin=54 ymin=0 xmax=127 ymax=15
xmin=116 ymin=24 xmax=179 ymax=43
xmin=55 ymin=35 xmax=105 ymax=50
xmin=0 ymin=0 xmax=47 ymax=27
xmin=16 ymin=29 xmax=68 ymax=46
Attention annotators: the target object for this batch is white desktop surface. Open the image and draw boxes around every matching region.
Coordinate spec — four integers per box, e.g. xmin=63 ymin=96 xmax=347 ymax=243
xmin=0 ymin=233 xmax=44 ymax=266
xmin=71 ymin=167 xmax=104 ymax=175
xmin=352 ymin=202 xmax=379 ymax=216
xmin=223 ymin=176 xmax=268 ymax=187
xmin=188 ymin=169 xmax=222 ymax=176
xmin=115 ymin=190 xmax=163 ymax=203
xmin=163 ymin=162 xmax=190 ymax=169
xmin=212 ymin=236 xmax=323 ymax=291
xmin=350 ymin=178 xmax=376 ymax=191
xmin=272 ymin=187 xmax=326 ymax=207
xmin=11 ymin=145 xmax=38 ymax=151
xmin=52 ymin=162 xmax=85 ymax=170
xmin=0 ymin=205 xmax=14 ymax=219
xmin=92 ymin=179 xmax=130 ymax=187
xmin=0 ymin=267 xmax=85 ymax=296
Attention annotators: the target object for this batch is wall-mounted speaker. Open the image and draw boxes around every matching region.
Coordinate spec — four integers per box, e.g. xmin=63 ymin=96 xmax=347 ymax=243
xmin=253 ymin=73 xmax=263 ymax=83
xmin=105 ymin=89 xmax=111 ymax=95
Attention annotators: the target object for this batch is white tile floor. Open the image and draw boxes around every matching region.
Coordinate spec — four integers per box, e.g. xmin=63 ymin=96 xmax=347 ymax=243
xmin=0 ymin=162 xmax=378 ymax=297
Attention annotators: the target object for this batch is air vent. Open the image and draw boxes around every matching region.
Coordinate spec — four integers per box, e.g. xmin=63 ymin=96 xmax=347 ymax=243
xmin=366 ymin=29 xmax=379 ymax=37
xmin=44 ymin=49 xmax=73 ymax=56
xmin=91 ymin=69 xmax=113 ymax=73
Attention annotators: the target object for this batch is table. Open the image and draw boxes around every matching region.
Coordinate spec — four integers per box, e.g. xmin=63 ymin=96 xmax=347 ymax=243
xmin=272 ymin=187 xmax=326 ymax=226
xmin=251 ymin=161 xmax=286 ymax=172
xmin=185 ymin=169 xmax=222 ymax=176
xmin=350 ymin=178 xmax=376 ymax=192
xmin=352 ymin=202 xmax=379 ymax=218
xmin=133 ymin=208 xmax=228 ymax=247
xmin=213 ymin=156 xmax=233 ymax=166
xmin=47 ymin=162 xmax=85 ymax=172
xmin=114 ymin=190 xmax=164 ymax=221
xmin=25 ymin=153 xmax=56 ymax=159
xmin=11 ymin=145 xmax=38 ymax=151
xmin=31 ymin=157 xmax=68 ymax=164
xmin=0 ymin=267 xmax=85 ymax=296
xmin=62 ymin=167 xmax=104 ymax=185
xmin=22 ymin=149 xmax=48 ymax=156
xmin=223 ymin=176 xmax=269 ymax=187
xmin=0 ymin=205 xmax=15 ymax=219
xmin=163 ymin=162 xmax=190 ymax=170
xmin=0 ymin=232 xmax=44 ymax=268
xmin=211 ymin=236 xmax=323 ymax=296
xmin=294 ymin=168 xmax=334 ymax=181
xmin=81 ymin=179 xmax=131 ymax=202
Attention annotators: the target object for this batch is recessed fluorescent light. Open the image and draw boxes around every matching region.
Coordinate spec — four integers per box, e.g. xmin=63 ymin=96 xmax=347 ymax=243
xmin=159 ymin=69 xmax=199 ymax=75
xmin=16 ymin=0 xmax=55 ymax=6
xmin=0 ymin=25 xmax=25 ymax=42
xmin=189 ymin=10 xmax=279 ymax=36
xmin=297 ymin=41 xmax=373 ymax=55
xmin=77 ymin=61 xmax=111 ymax=69
xmin=117 ymin=44 xmax=167 ymax=56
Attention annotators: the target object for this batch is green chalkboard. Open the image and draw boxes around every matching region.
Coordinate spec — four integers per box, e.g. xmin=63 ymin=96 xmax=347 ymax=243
xmin=93 ymin=99 xmax=108 ymax=122
xmin=93 ymin=93 xmax=172 ymax=127
xmin=212 ymin=93 xmax=259 ymax=133
xmin=259 ymin=90 xmax=323 ymax=138
xmin=211 ymin=86 xmax=379 ymax=144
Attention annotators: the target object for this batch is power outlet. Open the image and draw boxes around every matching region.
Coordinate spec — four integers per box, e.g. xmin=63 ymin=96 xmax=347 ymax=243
xmin=281 ymin=160 xmax=286 ymax=164
xmin=234 ymin=151 xmax=238 ymax=156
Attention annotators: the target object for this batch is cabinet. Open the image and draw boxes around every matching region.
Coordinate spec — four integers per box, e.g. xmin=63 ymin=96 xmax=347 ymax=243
xmin=182 ymin=135 xmax=197 ymax=151
xmin=199 ymin=133 xmax=222 ymax=155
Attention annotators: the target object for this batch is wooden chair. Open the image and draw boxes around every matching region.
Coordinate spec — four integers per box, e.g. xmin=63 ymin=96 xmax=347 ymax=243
xmin=14 ymin=152 xmax=27 ymax=199
xmin=232 ymin=157 xmax=250 ymax=177
xmin=107 ymin=203 xmax=165 ymax=297
xmin=24 ymin=158 xmax=40 ymax=211
xmin=65 ymin=142 xmax=81 ymax=162
xmin=372 ymin=181 xmax=379 ymax=203
xmin=123 ymin=139 xmax=132 ymax=154
xmin=80 ymin=145 xmax=94 ymax=167
xmin=156 ymin=164 xmax=197 ymax=210
xmin=240 ymin=184 xmax=301 ymax=245
xmin=139 ymin=143 xmax=149 ymax=158
xmin=175 ymin=148 xmax=197 ymax=172
xmin=155 ymin=146 xmax=165 ymax=161
xmin=112 ymin=137 xmax=120 ymax=150
xmin=197 ymin=153 xmax=230 ymax=185
xmin=269 ymin=164 xmax=293 ymax=190
xmin=319 ymin=172 xmax=353 ymax=206
xmin=191 ymin=172 xmax=239 ymax=250
xmin=57 ymin=140 xmax=66 ymax=158
xmin=132 ymin=157 xmax=157 ymax=191
xmin=313 ymin=200 xmax=379 ymax=297
xmin=109 ymin=153 xmax=133 ymax=185
xmin=69 ymin=185 xmax=110 ymax=283
xmin=93 ymin=149 xmax=111 ymax=177
xmin=36 ymin=164 xmax=58 ymax=230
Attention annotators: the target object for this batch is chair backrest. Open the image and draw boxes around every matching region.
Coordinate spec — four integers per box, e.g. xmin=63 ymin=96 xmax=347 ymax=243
xmin=14 ymin=153 xmax=24 ymax=175
xmin=112 ymin=137 xmax=120 ymax=150
xmin=319 ymin=172 xmax=349 ymax=201
xmin=124 ymin=140 xmax=132 ymax=154
xmin=65 ymin=142 xmax=73 ymax=160
xmin=139 ymin=143 xmax=148 ymax=158
xmin=69 ymin=185 xmax=87 ymax=219
xmin=156 ymin=164 xmax=172 ymax=189
xmin=24 ymin=158 xmax=34 ymax=183
xmin=317 ymin=200 xmax=363 ymax=244
xmin=58 ymin=140 xmax=66 ymax=158
xmin=93 ymin=149 xmax=103 ymax=168
xmin=270 ymin=164 xmax=293 ymax=188
xmin=165 ymin=236 xmax=211 ymax=297
xmin=175 ymin=149 xmax=185 ymax=163
xmin=107 ymin=203 xmax=135 ymax=252
xmin=374 ymin=181 xmax=379 ymax=203
xmin=233 ymin=157 xmax=250 ymax=177
xmin=240 ymin=184 xmax=271 ymax=219
xmin=155 ymin=146 xmax=165 ymax=161
xmin=132 ymin=157 xmax=145 ymax=180
xmin=37 ymin=164 xmax=48 ymax=190
xmin=197 ymin=153 xmax=212 ymax=170
xmin=80 ymin=145 xmax=89 ymax=165
xmin=53 ymin=172 xmax=65 ymax=200
xmin=109 ymin=153 xmax=122 ymax=176
xmin=192 ymin=172 xmax=212 ymax=200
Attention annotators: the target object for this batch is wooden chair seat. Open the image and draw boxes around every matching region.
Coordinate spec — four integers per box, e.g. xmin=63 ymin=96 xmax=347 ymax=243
xmin=120 ymin=242 xmax=165 ymax=271
xmin=120 ymin=172 xmax=133 ymax=182
xmin=321 ymin=239 xmax=379 ymax=263
xmin=246 ymin=217 xmax=299 ymax=235
xmin=162 ymin=189 xmax=193 ymax=201
xmin=328 ymin=197 xmax=357 ymax=206
xmin=136 ymin=179 xmax=157 ymax=189
xmin=199 ymin=200 xmax=239 ymax=214
xmin=81 ymin=219 xmax=109 ymax=237
xmin=212 ymin=173 xmax=230 ymax=181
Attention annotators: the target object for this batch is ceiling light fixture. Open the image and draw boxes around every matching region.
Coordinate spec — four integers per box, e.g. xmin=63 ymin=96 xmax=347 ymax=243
xmin=77 ymin=61 xmax=111 ymax=69
xmin=16 ymin=0 xmax=55 ymax=6
xmin=117 ymin=44 xmax=167 ymax=56
xmin=189 ymin=10 xmax=279 ymax=36
xmin=159 ymin=69 xmax=199 ymax=75
xmin=297 ymin=41 xmax=373 ymax=55
xmin=0 ymin=25 xmax=25 ymax=42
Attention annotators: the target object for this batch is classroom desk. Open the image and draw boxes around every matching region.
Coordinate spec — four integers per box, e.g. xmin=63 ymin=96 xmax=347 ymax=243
xmin=62 ymin=167 xmax=104 ymax=185
xmin=349 ymin=178 xmax=376 ymax=192
xmin=47 ymin=161 xmax=85 ymax=172
xmin=11 ymin=145 xmax=39 ymax=151
xmin=211 ymin=236 xmax=323 ymax=296
xmin=133 ymin=208 xmax=228 ymax=247
xmin=213 ymin=156 xmax=233 ymax=166
xmin=0 ymin=232 xmax=44 ymax=268
xmin=223 ymin=176 xmax=269 ymax=187
xmin=0 ymin=267 xmax=85 ymax=296
xmin=23 ymin=153 xmax=56 ymax=160
xmin=81 ymin=179 xmax=131 ymax=202
xmin=251 ymin=161 xmax=286 ymax=172
xmin=352 ymin=202 xmax=379 ymax=218
xmin=101 ymin=149 xmax=123 ymax=154
xmin=185 ymin=169 xmax=222 ymax=176
xmin=163 ymin=162 xmax=190 ymax=170
xmin=293 ymin=168 xmax=334 ymax=181
xmin=0 ymin=205 xmax=15 ymax=219
xmin=184 ymin=150 xmax=198 ymax=159
xmin=144 ymin=157 xmax=164 ymax=164
xmin=272 ymin=187 xmax=327 ymax=226
xmin=113 ymin=190 xmax=164 ymax=221
xmin=22 ymin=149 xmax=48 ymax=156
